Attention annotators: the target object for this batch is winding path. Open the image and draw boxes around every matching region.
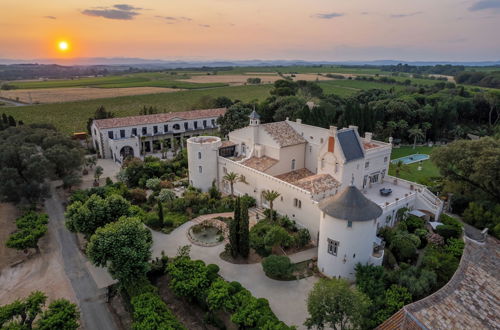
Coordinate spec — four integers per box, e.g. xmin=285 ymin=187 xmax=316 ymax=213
xmin=45 ymin=185 xmax=119 ymax=330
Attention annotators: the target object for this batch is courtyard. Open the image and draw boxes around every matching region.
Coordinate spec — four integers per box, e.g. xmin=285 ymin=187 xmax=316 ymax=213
xmin=150 ymin=216 xmax=319 ymax=329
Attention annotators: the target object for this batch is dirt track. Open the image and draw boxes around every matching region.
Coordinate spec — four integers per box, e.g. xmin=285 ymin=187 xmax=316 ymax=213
xmin=0 ymin=203 xmax=76 ymax=305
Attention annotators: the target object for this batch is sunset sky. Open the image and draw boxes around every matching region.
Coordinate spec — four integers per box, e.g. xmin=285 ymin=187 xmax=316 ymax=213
xmin=1 ymin=0 xmax=500 ymax=61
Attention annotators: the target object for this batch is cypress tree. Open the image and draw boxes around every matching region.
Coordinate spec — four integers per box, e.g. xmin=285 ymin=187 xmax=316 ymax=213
xmin=229 ymin=197 xmax=241 ymax=257
xmin=239 ymin=199 xmax=250 ymax=258
xmin=8 ymin=115 xmax=16 ymax=127
xmin=157 ymin=200 xmax=164 ymax=225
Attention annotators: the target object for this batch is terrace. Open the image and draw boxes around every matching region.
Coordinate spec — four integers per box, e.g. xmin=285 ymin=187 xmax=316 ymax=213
xmin=362 ymin=178 xmax=419 ymax=208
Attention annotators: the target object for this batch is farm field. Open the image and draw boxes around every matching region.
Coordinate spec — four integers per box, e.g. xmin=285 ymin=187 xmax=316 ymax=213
xmin=388 ymin=146 xmax=441 ymax=184
xmin=7 ymin=73 xmax=227 ymax=90
xmin=0 ymin=84 xmax=273 ymax=134
xmin=0 ymin=87 xmax=180 ymax=103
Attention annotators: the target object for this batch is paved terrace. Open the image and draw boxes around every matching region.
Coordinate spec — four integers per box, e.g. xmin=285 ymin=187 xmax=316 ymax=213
xmin=378 ymin=235 xmax=500 ymax=329
xmin=362 ymin=179 xmax=417 ymax=207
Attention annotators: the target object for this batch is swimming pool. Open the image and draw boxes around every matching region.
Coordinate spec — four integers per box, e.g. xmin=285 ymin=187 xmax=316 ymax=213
xmin=391 ymin=153 xmax=430 ymax=165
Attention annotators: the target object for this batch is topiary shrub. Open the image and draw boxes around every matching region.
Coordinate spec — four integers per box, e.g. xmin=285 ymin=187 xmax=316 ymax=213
xmin=261 ymin=255 xmax=293 ymax=279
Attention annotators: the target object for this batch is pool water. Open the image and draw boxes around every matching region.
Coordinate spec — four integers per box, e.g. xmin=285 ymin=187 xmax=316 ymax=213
xmin=391 ymin=153 xmax=430 ymax=165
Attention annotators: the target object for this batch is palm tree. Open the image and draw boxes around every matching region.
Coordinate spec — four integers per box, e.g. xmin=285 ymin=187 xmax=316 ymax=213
xmin=408 ymin=126 xmax=424 ymax=149
xmin=262 ymin=190 xmax=280 ymax=221
xmin=223 ymin=172 xmax=239 ymax=197
xmin=393 ymin=161 xmax=409 ymax=178
xmin=421 ymin=122 xmax=432 ymax=142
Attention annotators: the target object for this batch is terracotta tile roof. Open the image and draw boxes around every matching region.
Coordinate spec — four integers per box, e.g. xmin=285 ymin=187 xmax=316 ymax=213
xmin=294 ymin=174 xmax=340 ymax=194
xmin=276 ymin=168 xmax=340 ymax=194
xmin=275 ymin=168 xmax=314 ymax=183
xmin=94 ymin=108 xmax=226 ymax=129
xmin=241 ymin=156 xmax=278 ymax=172
xmin=363 ymin=141 xmax=382 ymax=150
xmin=219 ymin=141 xmax=237 ymax=148
xmin=262 ymin=121 xmax=306 ymax=147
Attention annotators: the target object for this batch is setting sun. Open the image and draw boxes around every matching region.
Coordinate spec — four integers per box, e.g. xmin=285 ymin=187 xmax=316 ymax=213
xmin=58 ymin=41 xmax=69 ymax=52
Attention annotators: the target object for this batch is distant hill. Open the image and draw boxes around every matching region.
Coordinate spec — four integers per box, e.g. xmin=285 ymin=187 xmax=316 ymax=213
xmin=1 ymin=57 xmax=499 ymax=68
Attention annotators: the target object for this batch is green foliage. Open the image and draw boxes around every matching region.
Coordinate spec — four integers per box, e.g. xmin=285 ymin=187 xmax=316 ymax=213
xmin=445 ymin=238 xmax=465 ymax=259
xmin=157 ymin=188 xmax=176 ymax=203
xmin=145 ymin=177 xmax=161 ymax=191
xmin=206 ymin=278 xmax=236 ymax=311
xmin=389 ymin=232 xmax=418 ymax=262
xmin=304 ymin=278 xmax=371 ymax=330
xmin=217 ymin=103 xmax=253 ymax=136
xmin=387 ymin=265 xmax=437 ymax=299
xmin=6 ymin=212 xmax=48 ymax=252
xmin=239 ymin=198 xmax=250 ymax=258
xmin=131 ymin=292 xmax=185 ymax=330
xmin=229 ymin=197 xmax=241 ymax=257
xmin=264 ymin=227 xmax=292 ymax=251
xmin=372 ymin=285 xmax=412 ymax=326
xmin=121 ymin=154 xmax=187 ymax=188
xmin=403 ymin=215 xmax=425 ymax=233
xmin=355 ymin=264 xmax=387 ymax=302
xmin=65 ymin=193 xmax=132 ymax=238
xmin=296 ymin=228 xmax=311 ymax=248
xmin=262 ymin=255 xmax=293 ymax=279
xmin=435 ymin=225 xmax=461 ymax=241
xmin=432 ymin=137 xmax=500 ymax=204
xmin=0 ymin=291 xmax=79 ymax=330
xmin=87 ymin=217 xmax=152 ymax=285
xmin=462 ymin=202 xmax=500 ymax=239
xmin=35 ymin=299 xmax=80 ymax=330
xmin=0 ymin=125 xmax=83 ymax=203
xmin=166 ymin=257 xmax=211 ymax=300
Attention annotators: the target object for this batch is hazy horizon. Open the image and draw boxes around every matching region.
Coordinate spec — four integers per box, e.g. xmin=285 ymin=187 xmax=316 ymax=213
xmin=2 ymin=0 xmax=500 ymax=62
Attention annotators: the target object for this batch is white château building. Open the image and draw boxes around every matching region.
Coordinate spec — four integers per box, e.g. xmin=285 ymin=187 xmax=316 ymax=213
xmin=187 ymin=111 xmax=444 ymax=279
xmin=91 ymin=108 xmax=226 ymax=163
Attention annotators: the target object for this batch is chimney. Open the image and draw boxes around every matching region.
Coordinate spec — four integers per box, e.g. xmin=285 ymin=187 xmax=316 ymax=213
xmin=329 ymin=126 xmax=337 ymax=136
xmin=365 ymin=132 xmax=372 ymax=142
xmin=296 ymin=118 xmax=302 ymax=124
xmin=286 ymin=117 xmax=290 ymax=121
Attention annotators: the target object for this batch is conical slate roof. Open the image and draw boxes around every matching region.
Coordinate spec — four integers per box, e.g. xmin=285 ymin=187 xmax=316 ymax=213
xmin=249 ymin=110 xmax=260 ymax=119
xmin=319 ymin=185 xmax=383 ymax=222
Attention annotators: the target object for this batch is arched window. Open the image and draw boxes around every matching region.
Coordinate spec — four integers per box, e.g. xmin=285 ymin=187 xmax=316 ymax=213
xmin=198 ymin=166 xmax=202 ymax=173
xmin=291 ymin=159 xmax=296 ymax=170
xmin=173 ymin=123 xmax=180 ymax=130
xmin=198 ymin=151 xmax=202 ymax=159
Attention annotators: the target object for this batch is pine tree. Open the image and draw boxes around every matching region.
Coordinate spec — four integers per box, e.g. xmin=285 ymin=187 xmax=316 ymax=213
xmin=229 ymin=197 xmax=241 ymax=257
xmin=239 ymin=199 xmax=250 ymax=258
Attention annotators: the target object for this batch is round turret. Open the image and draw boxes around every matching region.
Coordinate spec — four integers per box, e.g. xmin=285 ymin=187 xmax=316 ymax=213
xmin=187 ymin=136 xmax=221 ymax=192
xmin=317 ymin=186 xmax=383 ymax=279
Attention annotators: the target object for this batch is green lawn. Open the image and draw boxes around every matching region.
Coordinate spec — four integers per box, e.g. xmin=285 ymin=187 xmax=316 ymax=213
xmin=1 ymin=84 xmax=273 ymax=134
xmin=388 ymin=146 xmax=441 ymax=184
